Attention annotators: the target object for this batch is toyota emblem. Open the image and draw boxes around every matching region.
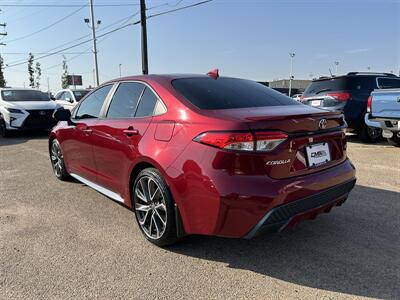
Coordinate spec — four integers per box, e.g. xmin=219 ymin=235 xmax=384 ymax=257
xmin=39 ymin=111 xmax=46 ymax=116
xmin=319 ymin=119 xmax=328 ymax=130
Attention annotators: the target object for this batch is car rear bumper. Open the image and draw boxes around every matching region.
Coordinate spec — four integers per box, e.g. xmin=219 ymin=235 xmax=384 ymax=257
xmin=168 ymin=146 xmax=356 ymax=237
xmin=243 ymin=179 xmax=356 ymax=239
xmin=365 ymin=113 xmax=400 ymax=132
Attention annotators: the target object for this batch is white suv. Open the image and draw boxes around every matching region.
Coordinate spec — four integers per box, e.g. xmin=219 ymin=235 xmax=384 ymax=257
xmin=0 ymin=88 xmax=61 ymax=137
xmin=54 ymin=89 xmax=90 ymax=110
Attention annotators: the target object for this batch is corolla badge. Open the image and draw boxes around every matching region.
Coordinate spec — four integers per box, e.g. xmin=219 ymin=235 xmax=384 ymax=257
xmin=266 ymin=159 xmax=291 ymax=166
xmin=319 ymin=118 xmax=328 ymax=130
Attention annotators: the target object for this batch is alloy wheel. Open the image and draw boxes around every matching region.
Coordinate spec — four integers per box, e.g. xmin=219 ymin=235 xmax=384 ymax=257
xmin=51 ymin=141 xmax=64 ymax=177
xmin=134 ymin=176 xmax=167 ymax=240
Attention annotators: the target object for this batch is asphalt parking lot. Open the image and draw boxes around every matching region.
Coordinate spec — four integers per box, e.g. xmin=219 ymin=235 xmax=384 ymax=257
xmin=0 ymin=133 xmax=399 ymax=299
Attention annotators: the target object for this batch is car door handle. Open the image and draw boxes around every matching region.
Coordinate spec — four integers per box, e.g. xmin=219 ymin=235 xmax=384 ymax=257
xmin=123 ymin=128 xmax=139 ymax=136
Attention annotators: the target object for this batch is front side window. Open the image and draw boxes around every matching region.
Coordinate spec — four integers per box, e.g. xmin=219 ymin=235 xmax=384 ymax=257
xmin=135 ymin=87 xmax=160 ymax=117
xmin=107 ymin=82 xmax=145 ymax=118
xmin=172 ymin=77 xmax=299 ymax=110
xmin=1 ymin=90 xmax=50 ymax=102
xmin=75 ymin=85 xmax=112 ymax=119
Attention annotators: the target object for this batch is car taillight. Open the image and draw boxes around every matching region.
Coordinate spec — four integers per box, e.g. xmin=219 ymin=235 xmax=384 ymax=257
xmin=193 ymin=131 xmax=288 ymax=152
xmin=327 ymin=92 xmax=351 ymax=102
xmin=367 ymin=95 xmax=372 ymax=113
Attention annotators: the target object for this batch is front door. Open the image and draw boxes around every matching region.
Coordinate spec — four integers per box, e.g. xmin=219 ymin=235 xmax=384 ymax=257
xmin=91 ymin=82 xmax=159 ymax=198
xmin=64 ymin=84 xmax=113 ymax=183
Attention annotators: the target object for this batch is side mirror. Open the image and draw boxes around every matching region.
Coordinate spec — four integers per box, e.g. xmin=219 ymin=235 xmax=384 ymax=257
xmin=65 ymin=97 xmax=73 ymax=103
xmin=50 ymin=96 xmax=56 ymax=101
xmin=53 ymin=108 xmax=71 ymax=122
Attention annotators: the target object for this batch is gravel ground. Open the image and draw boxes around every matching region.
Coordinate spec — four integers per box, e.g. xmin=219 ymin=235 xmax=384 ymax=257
xmin=0 ymin=132 xmax=399 ymax=299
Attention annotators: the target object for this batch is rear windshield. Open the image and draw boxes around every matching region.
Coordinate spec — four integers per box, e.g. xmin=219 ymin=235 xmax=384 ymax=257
xmin=1 ymin=90 xmax=50 ymax=102
xmin=73 ymin=90 xmax=90 ymax=101
xmin=377 ymin=78 xmax=400 ymax=89
xmin=303 ymin=78 xmax=349 ymax=96
xmin=172 ymin=77 xmax=299 ymax=110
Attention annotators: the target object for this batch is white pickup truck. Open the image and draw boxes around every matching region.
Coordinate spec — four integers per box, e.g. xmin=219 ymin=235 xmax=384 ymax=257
xmin=365 ymin=89 xmax=400 ymax=147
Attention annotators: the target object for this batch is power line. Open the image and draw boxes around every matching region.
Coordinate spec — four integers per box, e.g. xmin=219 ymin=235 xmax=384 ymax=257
xmin=5 ymin=6 xmax=87 ymax=43
xmin=148 ymin=0 xmax=213 ymax=19
xmin=3 ymin=10 xmax=141 ymax=66
xmin=5 ymin=20 xmax=141 ymax=68
xmin=0 ymin=4 xmax=140 ymax=7
xmin=4 ymin=0 xmax=213 ymax=68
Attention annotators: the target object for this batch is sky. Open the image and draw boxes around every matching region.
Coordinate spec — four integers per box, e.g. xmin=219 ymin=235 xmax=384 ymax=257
xmin=0 ymin=0 xmax=399 ymax=92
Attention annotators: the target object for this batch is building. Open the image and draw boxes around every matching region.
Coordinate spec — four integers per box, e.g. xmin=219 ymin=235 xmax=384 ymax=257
xmin=268 ymin=79 xmax=311 ymax=95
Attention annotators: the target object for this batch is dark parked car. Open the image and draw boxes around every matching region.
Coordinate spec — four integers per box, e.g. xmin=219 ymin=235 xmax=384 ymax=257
xmin=49 ymin=73 xmax=356 ymax=246
xmin=301 ymin=72 xmax=400 ymax=142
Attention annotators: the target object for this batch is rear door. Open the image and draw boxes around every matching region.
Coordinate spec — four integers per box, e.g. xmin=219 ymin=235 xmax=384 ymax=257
xmin=62 ymin=85 xmax=113 ymax=183
xmin=91 ymin=82 xmax=159 ymax=196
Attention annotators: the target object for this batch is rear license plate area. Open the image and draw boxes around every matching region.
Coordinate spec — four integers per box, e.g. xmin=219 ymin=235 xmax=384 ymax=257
xmin=305 ymin=142 xmax=331 ymax=167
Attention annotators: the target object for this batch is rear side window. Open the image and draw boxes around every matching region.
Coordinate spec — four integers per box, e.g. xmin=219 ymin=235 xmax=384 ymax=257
xmin=135 ymin=87 xmax=158 ymax=117
xmin=107 ymin=82 xmax=145 ymax=118
xmin=75 ymin=85 xmax=112 ymax=119
xmin=347 ymin=77 xmax=376 ymax=91
xmin=377 ymin=78 xmax=400 ymax=89
xmin=172 ymin=77 xmax=298 ymax=110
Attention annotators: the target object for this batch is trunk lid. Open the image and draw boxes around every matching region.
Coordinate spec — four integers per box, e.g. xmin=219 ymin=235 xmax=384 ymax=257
xmin=204 ymin=105 xmax=347 ymax=179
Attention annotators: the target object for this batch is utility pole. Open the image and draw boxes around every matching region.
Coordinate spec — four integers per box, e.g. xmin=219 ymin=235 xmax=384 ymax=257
xmin=140 ymin=0 xmax=149 ymax=75
xmin=288 ymin=52 xmax=295 ymax=97
xmin=85 ymin=0 xmax=100 ymax=86
xmin=119 ymin=63 xmax=122 ymax=77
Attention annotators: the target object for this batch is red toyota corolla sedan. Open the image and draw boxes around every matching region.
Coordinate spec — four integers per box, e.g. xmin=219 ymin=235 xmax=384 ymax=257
xmin=49 ymin=72 xmax=356 ymax=246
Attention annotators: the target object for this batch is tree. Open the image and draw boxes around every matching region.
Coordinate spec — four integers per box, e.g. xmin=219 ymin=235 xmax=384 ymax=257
xmin=0 ymin=55 xmax=6 ymax=88
xmin=27 ymin=53 xmax=35 ymax=88
xmin=35 ymin=62 xmax=42 ymax=89
xmin=61 ymin=55 xmax=69 ymax=89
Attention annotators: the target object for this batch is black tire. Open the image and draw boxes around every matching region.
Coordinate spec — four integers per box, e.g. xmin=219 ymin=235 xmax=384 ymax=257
xmin=358 ymin=124 xmax=382 ymax=143
xmin=0 ymin=119 xmax=10 ymax=138
xmin=132 ymin=168 xmax=178 ymax=246
xmin=387 ymin=135 xmax=400 ymax=147
xmin=50 ymin=139 xmax=70 ymax=181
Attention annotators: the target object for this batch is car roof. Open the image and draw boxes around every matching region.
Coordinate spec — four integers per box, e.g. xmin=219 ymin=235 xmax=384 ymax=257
xmin=0 ymin=87 xmax=41 ymax=91
xmin=103 ymin=74 xmax=210 ymax=85
xmin=312 ymin=73 xmax=399 ymax=82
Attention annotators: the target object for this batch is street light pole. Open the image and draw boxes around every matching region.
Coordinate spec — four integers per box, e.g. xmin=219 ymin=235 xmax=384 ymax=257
xmin=334 ymin=61 xmax=339 ymax=75
xmin=119 ymin=63 xmax=122 ymax=78
xmin=288 ymin=52 xmax=295 ymax=97
xmin=87 ymin=0 xmax=100 ymax=86
xmin=140 ymin=0 xmax=149 ymax=75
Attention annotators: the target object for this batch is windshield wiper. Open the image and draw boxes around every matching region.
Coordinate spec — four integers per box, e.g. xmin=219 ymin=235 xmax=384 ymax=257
xmin=315 ymin=88 xmax=331 ymax=95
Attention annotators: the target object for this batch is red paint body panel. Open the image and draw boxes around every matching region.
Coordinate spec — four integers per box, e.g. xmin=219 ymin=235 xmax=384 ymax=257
xmin=50 ymin=74 xmax=356 ymax=238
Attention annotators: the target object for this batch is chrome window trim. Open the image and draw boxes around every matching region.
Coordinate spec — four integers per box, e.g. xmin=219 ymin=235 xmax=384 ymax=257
xmin=102 ymin=80 xmax=168 ymax=120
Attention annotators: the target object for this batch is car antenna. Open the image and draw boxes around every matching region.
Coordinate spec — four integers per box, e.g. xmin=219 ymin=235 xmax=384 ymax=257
xmin=207 ymin=68 xmax=219 ymax=79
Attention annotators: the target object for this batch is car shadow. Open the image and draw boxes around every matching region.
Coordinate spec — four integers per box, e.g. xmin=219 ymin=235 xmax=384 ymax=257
xmin=168 ymin=185 xmax=400 ymax=298
xmin=0 ymin=130 xmax=50 ymax=146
